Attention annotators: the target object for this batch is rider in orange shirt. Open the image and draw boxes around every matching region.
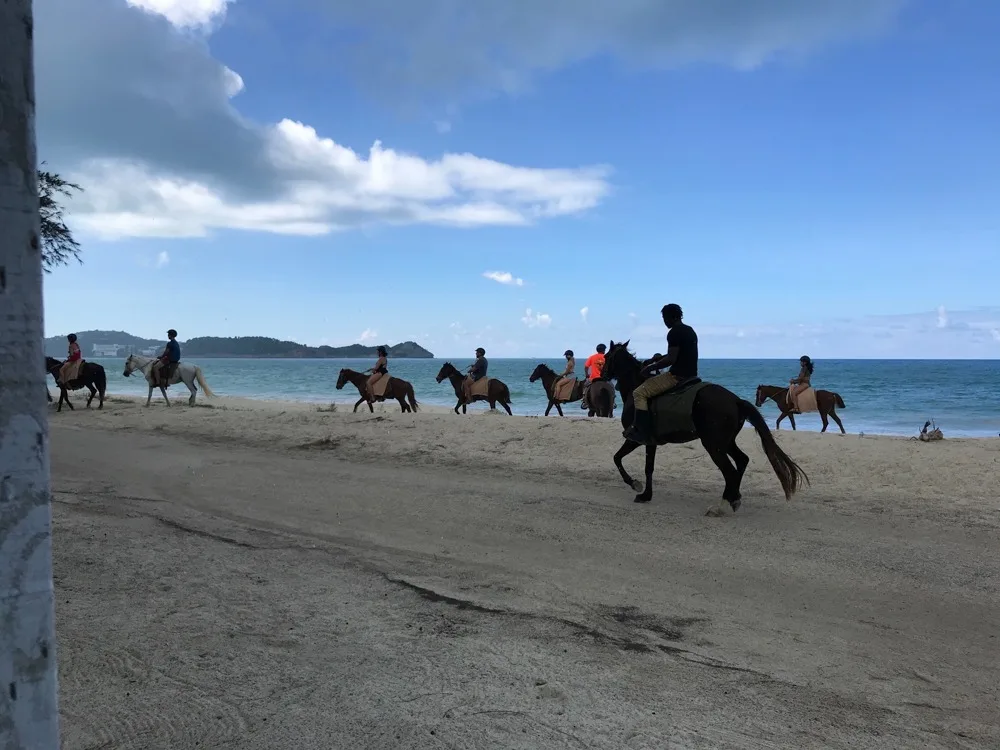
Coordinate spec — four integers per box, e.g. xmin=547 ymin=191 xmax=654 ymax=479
xmin=581 ymin=343 xmax=607 ymax=410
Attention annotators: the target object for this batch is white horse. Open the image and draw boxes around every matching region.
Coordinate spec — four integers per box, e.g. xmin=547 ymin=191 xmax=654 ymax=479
xmin=123 ymin=354 xmax=215 ymax=407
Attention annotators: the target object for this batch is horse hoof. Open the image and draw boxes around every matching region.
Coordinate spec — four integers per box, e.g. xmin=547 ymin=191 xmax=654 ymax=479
xmin=728 ymin=498 xmax=742 ymax=513
xmin=633 ymin=494 xmax=651 ymax=504
xmin=630 ymin=479 xmax=643 ymax=492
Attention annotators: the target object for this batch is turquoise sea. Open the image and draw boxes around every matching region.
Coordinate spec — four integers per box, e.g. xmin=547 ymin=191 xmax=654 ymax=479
xmin=85 ymin=357 xmax=1000 ymax=438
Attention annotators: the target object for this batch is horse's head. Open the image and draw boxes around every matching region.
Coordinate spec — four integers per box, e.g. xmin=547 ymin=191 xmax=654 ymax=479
xmin=123 ymin=354 xmax=137 ymax=377
xmin=754 ymin=385 xmax=765 ymax=407
xmin=44 ymin=356 xmax=60 ymax=375
xmin=528 ymin=364 xmax=549 ymax=383
xmin=601 ymin=339 xmax=632 ymax=380
xmin=335 ymin=369 xmax=349 ymax=390
xmin=435 ymin=363 xmax=456 ymax=383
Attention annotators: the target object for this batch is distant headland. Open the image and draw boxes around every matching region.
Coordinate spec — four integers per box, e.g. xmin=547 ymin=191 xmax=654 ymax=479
xmin=44 ymin=330 xmax=434 ymax=359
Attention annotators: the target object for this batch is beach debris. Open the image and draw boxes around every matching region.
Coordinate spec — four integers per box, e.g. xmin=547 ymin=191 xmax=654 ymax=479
xmin=914 ymin=420 xmax=944 ymax=442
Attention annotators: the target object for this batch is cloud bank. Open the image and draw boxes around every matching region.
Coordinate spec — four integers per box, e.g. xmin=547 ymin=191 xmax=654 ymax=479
xmin=35 ymin=0 xmax=611 ymax=239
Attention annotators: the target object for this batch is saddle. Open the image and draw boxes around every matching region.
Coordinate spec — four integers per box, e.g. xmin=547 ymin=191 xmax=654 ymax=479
xmin=648 ymin=377 xmax=708 ymax=444
xmin=468 ymin=377 xmax=490 ymax=398
xmin=371 ymin=374 xmax=391 ymax=398
xmin=788 ymin=387 xmax=818 ymax=413
xmin=552 ymin=377 xmax=577 ymax=402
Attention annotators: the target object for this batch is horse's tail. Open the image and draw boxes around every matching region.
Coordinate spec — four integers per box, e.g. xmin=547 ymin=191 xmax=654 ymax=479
xmin=406 ymin=382 xmax=419 ymax=413
xmin=94 ymin=364 xmax=107 ymax=396
xmin=834 ymin=393 xmax=846 ymax=409
xmin=738 ymin=399 xmax=809 ymax=501
xmin=195 ymin=367 xmax=215 ymax=397
xmin=499 ymin=381 xmax=512 ymax=405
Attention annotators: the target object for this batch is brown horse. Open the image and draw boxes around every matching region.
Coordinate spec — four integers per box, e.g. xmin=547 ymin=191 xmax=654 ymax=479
xmin=435 ymin=362 xmax=513 ymax=415
xmin=602 ymin=341 xmax=808 ymax=512
xmin=754 ymin=384 xmax=846 ymax=434
xmin=528 ymin=364 xmax=614 ymax=418
xmin=45 ymin=356 xmax=107 ymax=412
xmin=336 ymin=368 xmax=419 ymax=413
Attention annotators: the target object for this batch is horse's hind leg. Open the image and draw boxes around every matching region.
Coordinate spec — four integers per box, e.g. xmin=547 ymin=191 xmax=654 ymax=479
xmin=86 ymin=384 xmax=96 ymax=407
xmin=187 ymin=379 xmax=197 ymax=406
xmin=820 ymin=412 xmax=829 ymax=432
xmin=829 ymin=409 xmax=846 ymax=434
xmin=726 ymin=441 xmax=750 ymax=512
xmin=352 ymin=397 xmax=365 ymax=413
xmin=703 ymin=440 xmax=740 ymax=514
xmin=397 ymin=396 xmax=408 ymax=413
xmin=146 ymin=386 xmax=154 ymax=407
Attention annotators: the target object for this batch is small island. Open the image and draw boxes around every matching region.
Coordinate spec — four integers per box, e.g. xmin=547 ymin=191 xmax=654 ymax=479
xmin=44 ymin=330 xmax=434 ymax=359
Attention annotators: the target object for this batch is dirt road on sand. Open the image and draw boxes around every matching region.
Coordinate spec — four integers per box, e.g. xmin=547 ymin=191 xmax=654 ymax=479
xmin=51 ymin=424 xmax=998 ymax=749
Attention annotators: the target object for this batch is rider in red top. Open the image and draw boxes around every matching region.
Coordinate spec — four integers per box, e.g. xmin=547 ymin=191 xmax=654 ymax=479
xmin=59 ymin=334 xmax=83 ymax=385
xmin=581 ymin=343 xmax=607 ymax=409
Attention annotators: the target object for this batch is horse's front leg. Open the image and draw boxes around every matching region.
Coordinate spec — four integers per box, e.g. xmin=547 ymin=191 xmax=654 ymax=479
xmin=160 ymin=386 xmax=171 ymax=407
xmin=555 ymin=402 xmax=565 ymax=417
xmin=86 ymin=384 xmax=96 ymax=408
xmin=544 ymin=399 xmax=553 ymax=416
xmin=634 ymin=444 xmax=656 ymax=503
xmin=146 ymin=385 xmax=154 ymax=407
xmin=367 ymin=398 xmax=374 ymax=414
xmin=187 ymin=380 xmax=197 ymax=406
xmin=613 ymin=440 xmax=643 ymax=493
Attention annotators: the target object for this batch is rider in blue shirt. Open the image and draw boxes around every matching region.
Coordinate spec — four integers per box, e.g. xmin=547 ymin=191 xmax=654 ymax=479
xmin=156 ymin=329 xmax=181 ymax=386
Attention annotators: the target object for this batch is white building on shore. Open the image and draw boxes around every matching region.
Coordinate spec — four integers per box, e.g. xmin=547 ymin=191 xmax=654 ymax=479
xmin=91 ymin=344 xmax=122 ymax=357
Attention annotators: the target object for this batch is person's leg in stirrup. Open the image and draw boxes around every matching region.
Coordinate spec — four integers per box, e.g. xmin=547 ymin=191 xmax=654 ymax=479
xmin=624 ymin=373 xmax=677 ymax=444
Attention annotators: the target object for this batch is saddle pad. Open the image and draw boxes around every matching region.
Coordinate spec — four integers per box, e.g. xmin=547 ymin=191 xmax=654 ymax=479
xmin=649 ymin=381 xmax=711 ymax=439
xmin=553 ymin=377 xmax=577 ymax=402
xmin=794 ymin=387 xmax=818 ymax=413
xmin=470 ymin=377 xmax=490 ymax=398
xmin=372 ymin=374 xmax=391 ymax=397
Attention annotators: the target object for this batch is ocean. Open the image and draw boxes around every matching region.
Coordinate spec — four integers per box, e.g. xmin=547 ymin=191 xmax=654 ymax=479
xmin=83 ymin=357 xmax=1000 ymax=438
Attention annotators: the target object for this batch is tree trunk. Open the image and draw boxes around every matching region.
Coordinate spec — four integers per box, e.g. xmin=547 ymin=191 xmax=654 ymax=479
xmin=0 ymin=0 xmax=61 ymax=747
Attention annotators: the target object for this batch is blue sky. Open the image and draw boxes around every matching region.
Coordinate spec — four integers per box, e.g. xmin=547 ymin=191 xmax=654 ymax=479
xmin=38 ymin=0 xmax=1000 ymax=358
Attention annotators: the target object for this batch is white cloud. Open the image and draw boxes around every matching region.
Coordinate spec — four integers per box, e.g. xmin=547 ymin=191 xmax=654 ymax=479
xmin=155 ymin=250 xmax=170 ymax=268
xmin=937 ymin=304 xmax=948 ymax=329
xmin=35 ymin=0 xmax=612 ymax=240
xmin=521 ymin=308 xmax=552 ymax=328
xmin=992 ymin=329 xmax=1000 ymax=343
xmin=126 ymin=0 xmax=232 ymax=29
xmin=483 ymin=270 xmax=525 ymax=287
xmin=580 ymin=306 xmax=589 ymax=323
xmin=434 ymin=120 xmax=452 ymax=134
xmin=359 ymin=328 xmax=379 ymax=343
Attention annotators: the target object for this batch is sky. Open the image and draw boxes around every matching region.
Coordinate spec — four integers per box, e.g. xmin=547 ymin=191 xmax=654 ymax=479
xmin=37 ymin=0 xmax=1000 ymax=358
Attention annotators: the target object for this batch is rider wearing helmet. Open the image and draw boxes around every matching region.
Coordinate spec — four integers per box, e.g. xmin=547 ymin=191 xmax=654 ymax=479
xmin=463 ymin=347 xmax=488 ymax=403
xmin=552 ymin=349 xmax=576 ymax=400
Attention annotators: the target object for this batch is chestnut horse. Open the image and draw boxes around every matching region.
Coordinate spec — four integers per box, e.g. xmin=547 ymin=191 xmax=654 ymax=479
xmin=435 ymin=362 xmax=513 ymax=415
xmin=528 ymin=364 xmax=614 ymax=418
xmin=335 ymin=368 xmax=419 ymax=413
xmin=754 ymin=385 xmax=846 ymax=434
xmin=45 ymin=356 xmax=107 ymax=411
xmin=602 ymin=341 xmax=808 ymax=513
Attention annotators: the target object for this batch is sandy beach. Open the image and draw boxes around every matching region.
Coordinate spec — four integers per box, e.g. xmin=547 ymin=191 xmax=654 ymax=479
xmin=50 ymin=394 xmax=1000 ymax=748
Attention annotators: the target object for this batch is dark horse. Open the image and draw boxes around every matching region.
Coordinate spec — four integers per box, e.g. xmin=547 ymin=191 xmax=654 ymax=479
xmin=44 ymin=356 xmax=107 ymax=412
xmin=435 ymin=363 xmax=513 ymax=415
xmin=528 ymin=364 xmax=614 ymax=418
xmin=602 ymin=341 xmax=808 ymax=512
xmin=754 ymin=384 xmax=846 ymax=434
xmin=335 ymin=368 xmax=419 ymax=413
